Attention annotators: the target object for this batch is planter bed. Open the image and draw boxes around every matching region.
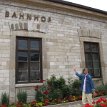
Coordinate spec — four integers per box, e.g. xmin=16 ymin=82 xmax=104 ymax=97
xmin=44 ymin=100 xmax=82 ymax=107
xmin=43 ymin=96 xmax=107 ymax=107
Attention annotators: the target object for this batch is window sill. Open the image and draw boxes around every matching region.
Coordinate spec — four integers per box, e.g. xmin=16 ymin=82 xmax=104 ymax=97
xmin=93 ymin=78 xmax=102 ymax=81
xmin=15 ymin=83 xmax=43 ymax=88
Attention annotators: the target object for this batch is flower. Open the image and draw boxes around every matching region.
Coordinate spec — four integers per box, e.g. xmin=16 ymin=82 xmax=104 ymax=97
xmin=96 ymin=97 xmax=107 ymax=104
xmin=43 ymin=99 xmax=49 ymax=106
xmin=43 ymin=90 xmax=49 ymax=95
xmin=35 ymin=85 xmax=39 ymax=91
xmin=40 ymin=80 xmax=46 ymax=83
xmin=84 ymin=97 xmax=107 ymax=107
xmin=31 ymin=101 xmax=36 ymax=105
xmin=100 ymin=103 xmax=107 ymax=107
xmin=84 ymin=103 xmax=93 ymax=107
xmin=79 ymin=96 xmax=82 ymax=100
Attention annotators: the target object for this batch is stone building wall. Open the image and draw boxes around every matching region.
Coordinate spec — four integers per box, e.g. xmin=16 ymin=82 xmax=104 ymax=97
xmin=0 ymin=0 xmax=107 ymax=102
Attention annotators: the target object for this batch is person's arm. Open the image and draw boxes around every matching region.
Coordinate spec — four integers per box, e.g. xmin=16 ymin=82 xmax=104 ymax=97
xmin=73 ymin=67 xmax=82 ymax=79
xmin=89 ymin=75 xmax=95 ymax=92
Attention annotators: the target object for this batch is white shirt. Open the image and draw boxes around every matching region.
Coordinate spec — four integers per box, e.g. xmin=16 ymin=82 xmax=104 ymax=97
xmin=83 ymin=74 xmax=88 ymax=92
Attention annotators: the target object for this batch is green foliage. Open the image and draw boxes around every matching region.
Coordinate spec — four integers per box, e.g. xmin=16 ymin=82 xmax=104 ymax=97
xmin=1 ymin=92 xmax=9 ymax=106
xmin=96 ymin=84 xmax=107 ymax=95
xmin=35 ymin=90 xmax=44 ymax=102
xmin=47 ymin=75 xmax=65 ymax=90
xmin=17 ymin=90 xmax=27 ymax=103
xmin=35 ymin=75 xmax=82 ymax=103
xmin=48 ymin=89 xmax=62 ymax=100
xmin=96 ymin=85 xmax=106 ymax=91
xmin=61 ymin=85 xmax=70 ymax=98
xmin=47 ymin=75 xmax=66 ymax=99
xmin=35 ymin=83 xmax=49 ymax=102
xmin=71 ymin=79 xmax=81 ymax=96
xmin=72 ymin=79 xmax=81 ymax=89
xmin=94 ymin=104 xmax=102 ymax=107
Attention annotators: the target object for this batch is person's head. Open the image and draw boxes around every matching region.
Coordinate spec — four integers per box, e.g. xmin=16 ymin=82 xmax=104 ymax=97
xmin=82 ymin=68 xmax=88 ymax=74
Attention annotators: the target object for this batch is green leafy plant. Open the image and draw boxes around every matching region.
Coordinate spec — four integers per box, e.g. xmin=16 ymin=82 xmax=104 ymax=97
xmin=17 ymin=90 xmax=27 ymax=103
xmin=1 ymin=92 xmax=9 ymax=106
xmin=35 ymin=81 xmax=49 ymax=102
xmin=61 ymin=85 xmax=70 ymax=98
xmin=71 ymin=79 xmax=81 ymax=96
xmin=95 ymin=84 xmax=107 ymax=96
xmin=36 ymin=90 xmax=44 ymax=102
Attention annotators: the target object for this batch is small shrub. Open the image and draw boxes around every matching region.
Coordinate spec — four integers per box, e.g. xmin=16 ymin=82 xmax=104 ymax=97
xmin=62 ymin=85 xmax=70 ymax=98
xmin=96 ymin=84 xmax=107 ymax=96
xmin=35 ymin=82 xmax=49 ymax=102
xmin=48 ymin=89 xmax=62 ymax=100
xmin=1 ymin=92 xmax=9 ymax=106
xmin=71 ymin=79 xmax=81 ymax=96
xmin=35 ymin=90 xmax=44 ymax=102
xmin=17 ymin=90 xmax=27 ymax=103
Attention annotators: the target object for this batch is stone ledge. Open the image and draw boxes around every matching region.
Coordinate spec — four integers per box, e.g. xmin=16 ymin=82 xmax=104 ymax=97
xmin=15 ymin=83 xmax=43 ymax=87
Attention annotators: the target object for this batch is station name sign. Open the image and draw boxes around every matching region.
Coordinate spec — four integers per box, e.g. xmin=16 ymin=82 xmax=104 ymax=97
xmin=5 ymin=11 xmax=52 ymax=32
xmin=5 ymin=11 xmax=51 ymax=23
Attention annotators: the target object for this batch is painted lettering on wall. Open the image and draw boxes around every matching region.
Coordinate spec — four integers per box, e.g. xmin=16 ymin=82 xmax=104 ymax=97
xmin=5 ymin=11 xmax=51 ymax=32
xmin=5 ymin=11 xmax=51 ymax=23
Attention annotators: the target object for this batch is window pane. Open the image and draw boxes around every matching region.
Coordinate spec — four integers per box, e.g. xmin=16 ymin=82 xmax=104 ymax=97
xmin=88 ymin=69 xmax=94 ymax=77
xmin=94 ymin=69 xmax=100 ymax=77
xmin=18 ymin=52 xmax=28 ymax=61
xmin=85 ymin=53 xmax=92 ymax=61
xmin=86 ymin=61 xmax=93 ymax=69
xmin=30 ymin=53 xmax=40 ymax=61
xmin=18 ymin=62 xmax=28 ymax=70
xmin=92 ymin=54 xmax=99 ymax=61
xmin=18 ymin=39 xmax=27 ymax=49
xmin=17 ymin=70 xmax=28 ymax=82
xmin=30 ymin=62 xmax=39 ymax=70
xmin=30 ymin=40 xmax=39 ymax=50
xmin=93 ymin=62 xmax=100 ymax=69
xmin=30 ymin=71 xmax=40 ymax=82
xmin=91 ymin=44 xmax=99 ymax=52
xmin=84 ymin=43 xmax=91 ymax=52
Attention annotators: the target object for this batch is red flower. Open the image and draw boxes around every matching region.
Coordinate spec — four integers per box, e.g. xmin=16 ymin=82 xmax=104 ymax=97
xmin=96 ymin=98 xmax=102 ymax=104
xmin=100 ymin=103 xmax=107 ymax=107
xmin=35 ymin=85 xmax=39 ymax=91
xmin=43 ymin=99 xmax=49 ymax=106
xmin=79 ymin=96 xmax=82 ymax=100
xmin=100 ymin=98 xmax=107 ymax=102
xmin=1 ymin=104 xmax=7 ymax=107
xmin=96 ymin=97 xmax=107 ymax=104
xmin=43 ymin=90 xmax=49 ymax=95
xmin=84 ymin=103 xmax=93 ymax=107
xmin=40 ymin=80 xmax=45 ymax=83
xmin=31 ymin=101 xmax=36 ymax=105
xmin=92 ymin=101 xmax=95 ymax=105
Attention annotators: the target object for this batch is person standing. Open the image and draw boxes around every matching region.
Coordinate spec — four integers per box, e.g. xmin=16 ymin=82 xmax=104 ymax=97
xmin=73 ymin=67 xmax=96 ymax=105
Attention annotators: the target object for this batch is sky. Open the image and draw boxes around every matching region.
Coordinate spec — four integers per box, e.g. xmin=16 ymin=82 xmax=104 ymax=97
xmin=64 ymin=0 xmax=107 ymax=11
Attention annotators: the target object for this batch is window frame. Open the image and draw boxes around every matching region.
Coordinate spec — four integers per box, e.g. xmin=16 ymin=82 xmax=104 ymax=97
xmin=16 ymin=37 xmax=43 ymax=84
xmin=84 ymin=42 xmax=102 ymax=78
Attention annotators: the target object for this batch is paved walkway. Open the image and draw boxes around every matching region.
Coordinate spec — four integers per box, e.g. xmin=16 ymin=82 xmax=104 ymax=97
xmin=45 ymin=100 xmax=82 ymax=107
xmin=45 ymin=96 xmax=106 ymax=107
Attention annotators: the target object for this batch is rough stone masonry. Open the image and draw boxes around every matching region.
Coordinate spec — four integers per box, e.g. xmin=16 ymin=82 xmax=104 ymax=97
xmin=0 ymin=0 xmax=107 ymax=102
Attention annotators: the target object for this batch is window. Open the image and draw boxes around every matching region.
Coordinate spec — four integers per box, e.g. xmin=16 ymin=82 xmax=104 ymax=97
xmin=84 ymin=42 xmax=101 ymax=78
xmin=16 ymin=37 xmax=42 ymax=83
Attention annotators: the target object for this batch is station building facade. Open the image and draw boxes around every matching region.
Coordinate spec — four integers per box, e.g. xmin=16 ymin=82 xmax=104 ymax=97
xmin=0 ymin=0 xmax=107 ymax=102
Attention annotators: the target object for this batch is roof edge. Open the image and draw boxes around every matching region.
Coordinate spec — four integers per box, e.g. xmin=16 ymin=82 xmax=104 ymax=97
xmin=45 ymin=0 xmax=107 ymax=15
